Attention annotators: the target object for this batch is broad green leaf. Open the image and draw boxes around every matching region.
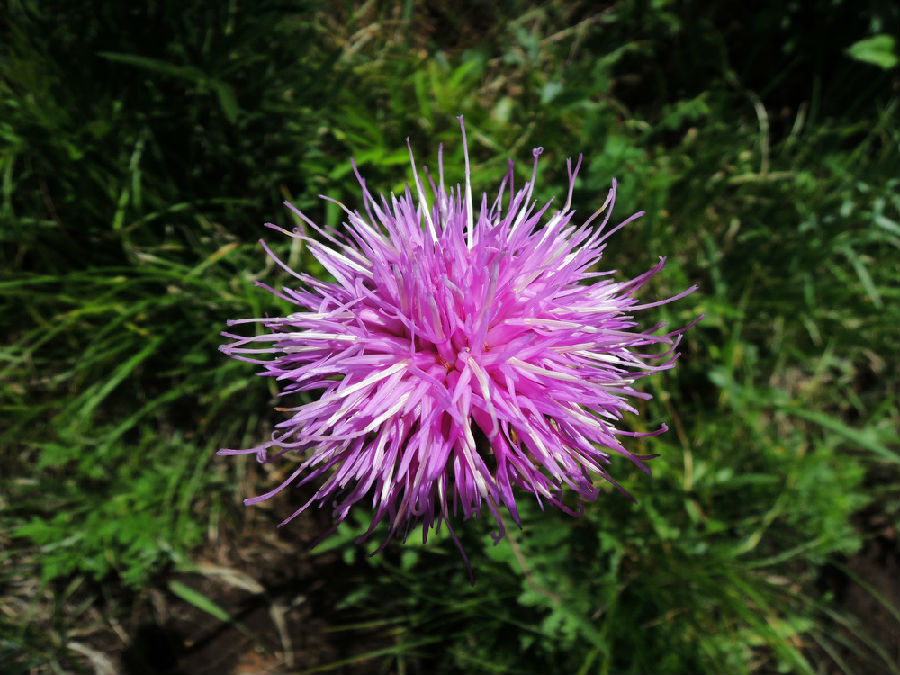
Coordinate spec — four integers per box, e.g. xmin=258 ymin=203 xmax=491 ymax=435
xmin=846 ymin=35 xmax=898 ymax=70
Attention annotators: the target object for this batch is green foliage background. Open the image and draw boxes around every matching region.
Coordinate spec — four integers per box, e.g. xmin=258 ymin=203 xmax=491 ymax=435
xmin=1 ymin=1 xmax=898 ymax=673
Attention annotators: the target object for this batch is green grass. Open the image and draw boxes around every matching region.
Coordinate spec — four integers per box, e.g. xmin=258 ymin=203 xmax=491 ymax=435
xmin=2 ymin=0 xmax=898 ymax=673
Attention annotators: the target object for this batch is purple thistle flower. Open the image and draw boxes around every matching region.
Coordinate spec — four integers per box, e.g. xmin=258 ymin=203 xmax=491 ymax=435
xmin=221 ymin=118 xmax=698 ymax=561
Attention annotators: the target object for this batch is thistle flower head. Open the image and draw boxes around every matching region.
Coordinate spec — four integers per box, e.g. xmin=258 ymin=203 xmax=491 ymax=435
xmin=221 ymin=118 xmax=697 ymax=559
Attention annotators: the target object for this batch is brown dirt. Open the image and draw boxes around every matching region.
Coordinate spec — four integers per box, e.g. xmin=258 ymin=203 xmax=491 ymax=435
xmin=817 ymin=510 xmax=900 ymax=675
xmin=69 ymin=486 xmax=386 ymax=675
